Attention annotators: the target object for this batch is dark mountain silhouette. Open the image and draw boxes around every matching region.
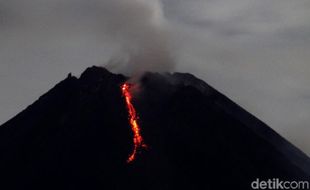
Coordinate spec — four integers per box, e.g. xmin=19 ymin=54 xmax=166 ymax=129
xmin=0 ymin=66 xmax=309 ymax=190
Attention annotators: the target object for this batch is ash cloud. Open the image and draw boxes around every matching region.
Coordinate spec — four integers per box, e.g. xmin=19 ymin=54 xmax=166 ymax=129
xmin=101 ymin=0 xmax=174 ymax=75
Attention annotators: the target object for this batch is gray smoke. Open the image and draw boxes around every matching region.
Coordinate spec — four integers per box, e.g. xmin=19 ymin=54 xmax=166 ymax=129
xmin=101 ymin=0 xmax=174 ymax=75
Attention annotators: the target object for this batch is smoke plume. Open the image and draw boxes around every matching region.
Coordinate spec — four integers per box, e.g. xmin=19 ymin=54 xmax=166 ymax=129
xmin=102 ymin=0 xmax=174 ymax=75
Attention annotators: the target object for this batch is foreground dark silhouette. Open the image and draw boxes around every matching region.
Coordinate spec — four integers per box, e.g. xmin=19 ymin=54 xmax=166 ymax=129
xmin=0 ymin=66 xmax=309 ymax=189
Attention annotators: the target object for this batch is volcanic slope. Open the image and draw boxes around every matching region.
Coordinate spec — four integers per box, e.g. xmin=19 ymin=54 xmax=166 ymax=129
xmin=0 ymin=66 xmax=309 ymax=190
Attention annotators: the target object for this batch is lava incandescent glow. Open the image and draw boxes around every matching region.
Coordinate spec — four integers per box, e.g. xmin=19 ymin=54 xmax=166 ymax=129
xmin=121 ymin=83 xmax=147 ymax=163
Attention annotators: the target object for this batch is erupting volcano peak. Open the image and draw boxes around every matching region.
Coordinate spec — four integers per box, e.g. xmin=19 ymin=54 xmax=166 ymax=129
xmin=121 ymin=83 xmax=147 ymax=163
xmin=0 ymin=67 xmax=309 ymax=189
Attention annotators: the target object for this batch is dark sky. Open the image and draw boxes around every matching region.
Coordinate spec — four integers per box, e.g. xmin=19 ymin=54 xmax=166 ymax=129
xmin=0 ymin=0 xmax=309 ymax=155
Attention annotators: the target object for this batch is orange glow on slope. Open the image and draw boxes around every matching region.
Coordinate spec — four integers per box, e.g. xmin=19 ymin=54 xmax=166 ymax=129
xmin=121 ymin=83 xmax=147 ymax=163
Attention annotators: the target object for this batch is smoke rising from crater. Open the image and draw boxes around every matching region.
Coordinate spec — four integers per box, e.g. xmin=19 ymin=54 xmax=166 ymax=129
xmin=102 ymin=0 xmax=174 ymax=75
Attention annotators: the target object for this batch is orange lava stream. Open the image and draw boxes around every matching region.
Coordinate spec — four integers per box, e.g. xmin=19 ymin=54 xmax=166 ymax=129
xmin=121 ymin=83 xmax=147 ymax=163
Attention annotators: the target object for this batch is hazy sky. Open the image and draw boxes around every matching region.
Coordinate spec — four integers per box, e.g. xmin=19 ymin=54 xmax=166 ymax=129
xmin=0 ymin=0 xmax=309 ymax=155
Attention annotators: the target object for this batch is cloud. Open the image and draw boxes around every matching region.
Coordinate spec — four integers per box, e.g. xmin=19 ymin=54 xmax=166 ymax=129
xmin=98 ymin=0 xmax=174 ymax=74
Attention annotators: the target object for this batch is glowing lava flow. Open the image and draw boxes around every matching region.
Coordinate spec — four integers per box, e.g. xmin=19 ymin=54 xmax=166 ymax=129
xmin=121 ymin=83 xmax=147 ymax=163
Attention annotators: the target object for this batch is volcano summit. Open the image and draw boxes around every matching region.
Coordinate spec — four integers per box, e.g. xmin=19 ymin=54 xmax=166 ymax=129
xmin=0 ymin=66 xmax=309 ymax=189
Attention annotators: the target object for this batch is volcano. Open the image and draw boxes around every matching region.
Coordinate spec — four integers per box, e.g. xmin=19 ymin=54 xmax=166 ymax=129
xmin=0 ymin=66 xmax=309 ymax=190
